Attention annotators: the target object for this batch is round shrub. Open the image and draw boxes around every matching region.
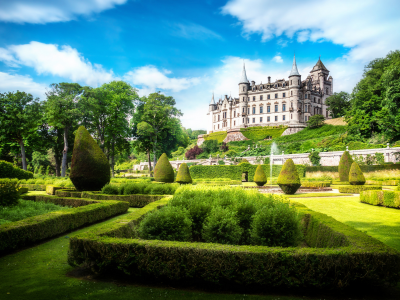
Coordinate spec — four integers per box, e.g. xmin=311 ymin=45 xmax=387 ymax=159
xmin=0 ymin=160 xmax=34 ymax=180
xmin=176 ymin=163 xmax=192 ymax=184
xmin=138 ymin=206 xmax=192 ymax=241
xmin=202 ymin=206 xmax=243 ymax=245
xmin=277 ymin=159 xmax=301 ymax=194
xmin=0 ymin=179 xmax=20 ymax=207
xmin=154 ymin=153 xmax=174 ymax=183
xmin=253 ymin=165 xmax=267 ymax=186
xmin=349 ymin=162 xmax=366 ymax=185
xmin=101 ymin=183 xmax=119 ymax=195
xmin=123 ymin=183 xmax=146 ymax=195
xmin=70 ymin=126 xmax=111 ymax=191
xmin=250 ymin=200 xmax=301 ymax=247
xmin=338 ymin=151 xmax=354 ymax=182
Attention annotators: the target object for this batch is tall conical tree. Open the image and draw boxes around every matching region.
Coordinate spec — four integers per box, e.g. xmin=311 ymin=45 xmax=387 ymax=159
xmin=349 ymin=162 xmax=366 ymax=185
xmin=277 ymin=159 xmax=301 ymax=194
xmin=70 ymin=126 xmax=110 ymax=191
xmin=254 ymin=165 xmax=267 ymax=186
xmin=154 ymin=153 xmax=174 ymax=183
xmin=176 ymin=163 xmax=192 ymax=184
xmin=339 ymin=151 xmax=354 ymax=181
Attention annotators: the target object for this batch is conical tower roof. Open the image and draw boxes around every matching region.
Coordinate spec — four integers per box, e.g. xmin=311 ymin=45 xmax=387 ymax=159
xmin=289 ymin=54 xmax=300 ymax=77
xmin=239 ymin=62 xmax=249 ymax=83
xmin=210 ymin=92 xmax=215 ymax=105
xmin=311 ymin=57 xmax=329 ymax=72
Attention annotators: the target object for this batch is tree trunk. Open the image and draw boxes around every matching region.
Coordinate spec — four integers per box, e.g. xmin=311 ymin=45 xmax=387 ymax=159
xmin=111 ymin=136 xmax=115 ymax=177
xmin=61 ymin=126 xmax=69 ymax=177
xmin=147 ymin=149 xmax=152 ymax=177
xmin=18 ymin=139 xmax=27 ymax=170
xmin=54 ymin=153 xmax=61 ymax=177
xmin=153 ymin=135 xmax=157 ymax=171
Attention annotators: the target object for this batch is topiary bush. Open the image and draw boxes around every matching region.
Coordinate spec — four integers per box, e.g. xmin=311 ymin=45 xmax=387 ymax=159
xmin=101 ymin=183 xmax=119 ymax=195
xmin=138 ymin=205 xmax=192 ymax=241
xmin=277 ymin=159 xmax=301 ymax=194
xmin=0 ymin=179 xmax=20 ymax=207
xmin=154 ymin=153 xmax=175 ymax=183
xmin=349 ymin=162 xmax=366 ymax=185
xmin=70 ymin=126 xmax=110 ymax=191
xmin=176 ymin=163 xmax=192 ymax=184
xmin=0 ymin=160 xmax=33 ymax=180
xmin=338 ymin=151 xmax=354 ymax=182
xmin=253 ymin=164 xmax=267 ymax=186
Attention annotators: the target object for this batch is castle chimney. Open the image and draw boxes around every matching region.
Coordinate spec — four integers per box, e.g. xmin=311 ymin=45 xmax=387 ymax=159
xmin=268 ymin=76 xmax=271 ymax=83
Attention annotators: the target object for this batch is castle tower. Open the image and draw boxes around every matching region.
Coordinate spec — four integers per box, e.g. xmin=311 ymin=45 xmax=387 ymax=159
xmin=238 ymin=62 xmax=249 ymax=126
xmin=209 ymin=92 xmax=215 ymax=112
xmin=310 ymin=57 xmax=330 ymax=118
xmin=289 ymin=54 xmax=301 ymax=123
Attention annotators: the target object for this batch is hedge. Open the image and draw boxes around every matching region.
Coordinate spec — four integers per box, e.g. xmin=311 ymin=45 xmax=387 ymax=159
xmin=19 ymin=184 xmax=46 ymax=191
xmin=81 ymin=192 xmax=167 ymax=208
xmin=306 ymin=164 xmax=400 ymax=173
xmin=0 ymin=195 xmax=129 ymax=254
xmin=338 ymin=185 xmax=382 ymax=194
xmin=366 ymin=180 xmax=398 ymax=186
xmin=240 ymin=126 xmax=287 ymax=141
xmin=203 ymin=131 xmax=227 ymax=143
xmin=68 ymin=198 xmax=400 ymax=289
xmin=193 ymin=181 xmax=242 ymax=186
xmin=360 ymin=190 xmax=400 ymax=208
xmin=0 ymin=160 xmax=34 ymax=180
xmin=189 ymin=164 xmax=306 ymax=181
xmin=46 ymin=185 xmax=65 ymax=195
xmin=301 ymin=181 xmax=331 ymax=188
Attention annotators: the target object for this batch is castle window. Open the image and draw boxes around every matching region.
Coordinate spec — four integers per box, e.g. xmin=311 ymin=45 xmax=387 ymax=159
xmin=275 ymin=116 xmax=278 ymax=121
xmin=267 ymin=106 xmax=270 ymax=113
xmin=248 ymin=108 xmax=250 ymax=114
xmin=247 ymin=118 xmax=249 ymax=123
xmin=282 ymin=104 xmax=286 ymax=111
xmin=253 ymin=96 xmax=255 ymax=101
xmin=267 ymin=116 xmax=270 ymax=122
xmin=252 ymin=118 xmax=255 ymax=123
xmin=234 ymin=121 xmax=236 ymax=126
xmin=243 ymin=86 xmax=245 ymax=91
xmin=260 ymin=95 xmax=263 ymax=100
xmin=283 ymin=115 xmax=286 ymax=121
xmin=260 ymin=117 xmax=263 ymax=122
xmin=260 ymin=106 xmax=263 ymax=113
xmin=305 ymin=94 xmax=307 ymax=99
xmin=242 ymin=107 xmax=245 ymax=113
xmin=275 ymin=93 xmax=278 ymax=99
xmin=291 ymin=91 xmax=293 ymax=96
xmin=283 ymin=83 xmax=285 ymax=87
xmin=318 ymin=98 xmax=321 ymax=104
xmin=283 ymin=92 xmax=286 ymax=98
xmin=298 ymin=80 xmax=299 ymax=85
xmin=290 ymin=80 xmax=292 ymax=85
xmin=243 ymin=97 xmax=245 ymax=102
xmin=252 ymin=107 xmax=256 ymax=114
xmin=275 ymin=84 xmax=277 ymax=88
xmin=275 ymin=105 xmax=278 ymax=112
xmin=326 ymin=88 xmax=329 ymax=94
xmin=291 ymin=114 xmax=293 ymax=119
xmin=218 ymin=115 xmax=220 ymax=121
xmin=267 ymin=95 xmax=270 ymax=99
xmin=314 ymin=97 xmax=316 ymax=102
xmin=243 ymin=118 xmax=244 ymax=123
xmin=233 ymin=111 xmax=235 ymax=117
xmin=218 ymin=124 xmax=219 ymax=129
xmin=326 ymin=111 xmax=328 ymax=118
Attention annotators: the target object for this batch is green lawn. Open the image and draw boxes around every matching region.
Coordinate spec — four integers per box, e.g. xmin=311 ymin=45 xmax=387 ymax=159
xmin=286 ymin=193 xmax=353 ymax=198
xmin=292 ymin=196 xmax=400 ymax=251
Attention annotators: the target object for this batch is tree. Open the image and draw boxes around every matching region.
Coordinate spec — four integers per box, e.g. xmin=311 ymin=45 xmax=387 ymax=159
xmin=137 ymin=93 xmax=182 ymax=168
xmin=136 ymin=121 xmax=154 ymax=173
xmin=45 ymin=83 xmax=83 ymax=177
xmin=325 ymin=92 xmax=351 ymax=118
xmin=306 ymin=114 xmax=325 ymax=128
xmin=185 ymin=145 xmax=203 ymax=160
xmin=0 ymin=91 xmax=41 ymax=170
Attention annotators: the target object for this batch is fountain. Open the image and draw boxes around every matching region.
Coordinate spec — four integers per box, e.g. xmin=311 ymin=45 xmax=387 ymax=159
xmin=269 ymin=142 xmax=279 ymax=189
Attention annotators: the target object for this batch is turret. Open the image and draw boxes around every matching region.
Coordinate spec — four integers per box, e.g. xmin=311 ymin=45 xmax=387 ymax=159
xmin=209 ymin=93 xmax=216 ymax=112
xmin=238 ymin=62 xmax=250 ymax=126
xmin=289 ymin=54 xmax=301 ymax=123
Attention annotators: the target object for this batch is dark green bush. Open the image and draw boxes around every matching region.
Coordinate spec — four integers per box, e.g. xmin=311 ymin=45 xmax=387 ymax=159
xmin=138 ymin=205 xmax=192 ymax=241
xmin=202 ymin=206 xmax=243 ymax=245
xmin=101 ymin=184 xmax=119 ymax=195
xmin=176 ymin=163 xmax=192 ymax=184
xmin=349 ymin=162 xmax=366 ymax=185
xmin=253 ymin=164 xmax=267 ymax=186
xmin=233 ymin=199 xmax=257 ymax=244
xmin=123 ymin=183 xmax=146 ymax=195
xmin=338 ymin=151 xmax=354 ymax=181
xmin=0 ymin=160 xmax=33 ymax=180
xmin=277 ymin=159 xmax=301 ymax=194
xmin=250 ymin=201 xmax=301 ymax=247
xmin=0 ymin=179 xmax=20 ymax=207
xmin=154 ymin=153 xmax=174 ymax=183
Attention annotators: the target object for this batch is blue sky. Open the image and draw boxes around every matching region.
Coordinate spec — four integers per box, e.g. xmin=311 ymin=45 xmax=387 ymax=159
xmin=0 ymin=0 xmax=399 ymax=130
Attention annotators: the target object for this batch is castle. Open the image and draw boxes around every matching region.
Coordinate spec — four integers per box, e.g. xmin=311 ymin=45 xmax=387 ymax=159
xmin=207 ymin=55 xmax=333 ymax=134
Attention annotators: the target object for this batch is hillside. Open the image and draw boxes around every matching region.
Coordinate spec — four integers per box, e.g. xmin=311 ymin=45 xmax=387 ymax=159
xmin=324 ymin=117 xmax=347 ymax=126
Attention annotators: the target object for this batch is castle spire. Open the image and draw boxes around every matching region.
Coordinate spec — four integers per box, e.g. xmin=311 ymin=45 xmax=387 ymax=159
xmin=210 ymin=92 xmax=215 ymax=105
xmin=239 ymin=62 xmax=249 ymax=83
xmin=289 ymin=53 xmax=300 ymax=77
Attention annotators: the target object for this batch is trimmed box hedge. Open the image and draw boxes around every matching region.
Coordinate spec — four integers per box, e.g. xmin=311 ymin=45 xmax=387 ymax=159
xmin=46 ymin=185 xmax=65 ymax=195
xmin=19 ymin=184 xmax=46 ymax=191
xmin=306 ymin=164 xmax=400 ymax=173
xmin=0 ymin=195 xmax=129 ymax=254
xmin=68 ymin=198 xmax=400 ymax=289
xmin=301 ymin=181 xmax=331 ymax=188
xmin=338 ymin=185 xmax=382 ymax=194
xmin=193 ymin=181 xmax=242 ymax=186
xmin=189 ymin=164 xmax=306 ymax=181
xmin=360 ymin=190 xmax=400 ymax=208
xmin=81 ymin=191 xmax=166 ymax=208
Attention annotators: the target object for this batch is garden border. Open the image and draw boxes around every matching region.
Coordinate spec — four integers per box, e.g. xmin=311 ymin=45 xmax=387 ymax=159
xmin=360 ymin=190 xmax=400 ymax=208
xmin=68 ymin=197 xmax=400 ymax=289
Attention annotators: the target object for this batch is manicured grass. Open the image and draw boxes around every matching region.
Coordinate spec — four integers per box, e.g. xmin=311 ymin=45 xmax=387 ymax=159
xmin=293 ymin=196 xmax=400 ymax=251
xmin=0 ymin=199 xmax=71 ymax=225
xmin=286 ymin=193 xmax=353 ymax=198
xmin=26 ymin=191 xmax=47 ymax=196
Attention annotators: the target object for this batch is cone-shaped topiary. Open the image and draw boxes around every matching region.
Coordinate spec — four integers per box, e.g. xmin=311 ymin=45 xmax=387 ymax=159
xmin=70 ymin=126 xmax=110 ymax=191
xmin=277 ymin=159 xmax=301 ymax=194
xmin=254 ymin=165 xmax=267 ymax=186
xmin=338 ymin=151 xmax=354 ymax=182
xmin=176 ymin=163 xmax=192 ymax=184
xmin=349 ymin=162 xmax=366 ymax=185
xmin=154 ymin=153 xmax=174 ymax=183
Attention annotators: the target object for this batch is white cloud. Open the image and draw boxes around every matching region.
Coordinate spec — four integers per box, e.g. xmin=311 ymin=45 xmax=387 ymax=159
xmin=0 ymin=41 xmax=114 ymax=86
xmin=272 ymin=55 xmax=283 ymax=63
xmin=169 ymin=23 xmax=223 ymax=40
xmin=222 ymin=0 xmax=400 ymax=62
xmin=0 ymin=0 xmax=127 ymax=24
xmin=0 ymin=72 xmax=47 ymax=98
xmin=124 ymin=66 xmax=202 ymax=94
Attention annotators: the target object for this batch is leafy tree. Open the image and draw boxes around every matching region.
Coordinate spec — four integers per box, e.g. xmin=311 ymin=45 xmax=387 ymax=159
xmin=185 ymin=145 xmax=203 ymax=160
xmin=136 ymin=121 xmax=154 ymax=173
xmin=306 ymin=114 xmax=325 ymax=128
xmin=0 ymin=91 xmax=41 ymax=170
xmin=201 ymin=139 xmax=219 ymax=153
xmin=325 ymin=92 xmax=351 ymax=118
xmin=45 ymin=83 xmax=83 ymax=177
xmin=308 ymin=151 xmax=321 ymax=166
